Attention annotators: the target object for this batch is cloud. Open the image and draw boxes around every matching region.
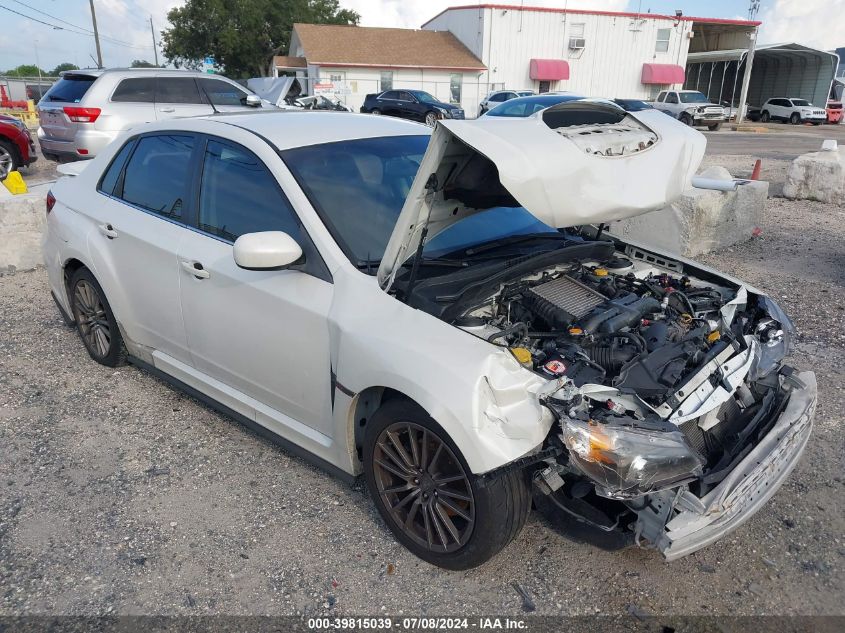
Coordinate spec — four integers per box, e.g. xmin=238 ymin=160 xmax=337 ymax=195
xmin=758 ymin=0 xmax=845 ymax=50
xmin=342 ymin=0 xmax=629 ymax=29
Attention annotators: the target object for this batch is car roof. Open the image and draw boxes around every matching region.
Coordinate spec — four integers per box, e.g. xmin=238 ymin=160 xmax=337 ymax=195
xmin=203 ymin=111 xmax=431 ymax=150
xmin=61 ymin=68 xmax=229 ymax=78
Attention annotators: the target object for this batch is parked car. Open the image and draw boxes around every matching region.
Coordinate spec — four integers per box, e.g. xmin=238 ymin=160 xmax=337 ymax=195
xmin=294 ymin=94 xmax=352 ymax=112
xmin=612 ymin=98 xmax=654 ymax=112
xmin=759 ymin=98 xmax=826 ymax=125
xmin=360 ymin=90 xmax=463 ymax=126
xmin=44 ymin=107 xmax=815 ymax=570
xmin=0 ymin=114 xmax=37 ymax=180
xmin=482 ymin=93 xmax=584 ymax=117
xmin=478 ymin=89 xmax=534 ymax=116
xmin=36 ymin=68 xmax=267 ymax=161
xmin=650 ymin=90 xmax=726 ymax=130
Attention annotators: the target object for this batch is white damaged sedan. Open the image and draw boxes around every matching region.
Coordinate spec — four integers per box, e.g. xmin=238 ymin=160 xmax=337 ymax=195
xmin=43 ymin=103 xmax=815 ymax=569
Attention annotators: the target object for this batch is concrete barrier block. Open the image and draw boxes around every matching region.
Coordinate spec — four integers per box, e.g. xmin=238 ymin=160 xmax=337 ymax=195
xmin=0 ymin=192 xmax=45 ymax=273
xmin=782 ymin=147 xmax=845 ymax=204
xmin=608 ymin=166 xmax=768 ymax=258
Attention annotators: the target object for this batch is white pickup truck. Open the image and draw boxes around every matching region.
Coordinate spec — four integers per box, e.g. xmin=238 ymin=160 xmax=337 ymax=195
xmin=651 ymin=89 xmax=726 ymax=130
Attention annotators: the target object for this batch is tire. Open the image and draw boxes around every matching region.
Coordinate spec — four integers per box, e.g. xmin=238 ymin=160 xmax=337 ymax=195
xmin=68 ymin=267 xmax=127 ymax=367
xmin=760 ymin=111 xmax=770 ymax=123
xmin=679 ymin=113 xmax=693 ymax=126
xmin=370 ymin=109 xmax=381 ymax=115
xmin=707 ymin=122 xmax=722 ymax=131
xmin=790 ymin=112 xmax=801 ymax=125
xmin=0 ymin=139 xmax=20 ymax=181
xmin=363 ymin=399 xmax=531 ymax=570
xmin=424 ymin=111 xmax=439 ymax=127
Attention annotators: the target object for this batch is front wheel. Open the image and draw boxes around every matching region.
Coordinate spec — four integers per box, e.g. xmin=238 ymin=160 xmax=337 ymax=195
xmin=790 ymin=113 xmax=801 ymax=124
xmin=69 ymin=267 xmax=127 ymax=367
xmin=424 ymin=111 xmax=439 ymax=127
xmin=363 ymin=399 xmax=531 ymax=570
xmin=708 ymin=122 xmax=722 ymax=131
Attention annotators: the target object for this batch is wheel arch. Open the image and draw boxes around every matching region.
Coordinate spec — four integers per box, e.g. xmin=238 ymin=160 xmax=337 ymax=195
xmin=349 ymin=386 xmax=425 ymax=464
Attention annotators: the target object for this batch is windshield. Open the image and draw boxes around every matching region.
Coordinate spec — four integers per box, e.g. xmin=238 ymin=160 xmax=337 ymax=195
xmin=424 ymin=207 xmax=558 ymax=257
xmin=282 ymin=135 xmax=429 ymax=264
xmin=679 ymin=92 xmax=709 ymax=104
xmin=413 ymin=91 xmax=438 ymax=104
xmin=791 ymin=99 xmax=812 ymax=107
xmin=487 ymin=95 xmax=582 ymax=117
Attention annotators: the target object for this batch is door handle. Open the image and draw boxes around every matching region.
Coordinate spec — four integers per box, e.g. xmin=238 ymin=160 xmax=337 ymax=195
xmin=98 ymin=223 xmax=118 ymax=239
xmin=180 ymin=260 xmax=210 ymax=279
xmin=159 ymin=107 xmax=175 ymax=113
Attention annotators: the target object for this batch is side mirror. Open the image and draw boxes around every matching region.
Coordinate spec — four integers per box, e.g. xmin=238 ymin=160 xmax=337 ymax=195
xmin=233 ymin=231 xmax=303 ymax=270
xmin=245 ymin=94 xmax=261 ymax=108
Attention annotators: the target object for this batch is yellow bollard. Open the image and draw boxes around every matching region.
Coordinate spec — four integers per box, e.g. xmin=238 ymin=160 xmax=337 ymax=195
xmin=2 ymin=171 xmax=28 ymax=194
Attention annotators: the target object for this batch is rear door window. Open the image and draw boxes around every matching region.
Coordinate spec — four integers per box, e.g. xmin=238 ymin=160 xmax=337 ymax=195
xmin=198 ymin=139 xmax=300 ymax=242
xmin=98 ymin=139 xmax=137 ymax=196
xmin=197 ymin=78 xmax=249 ymax=106
xmin=118 ymin=134 xmax=195 ymax=220
xmin=112 ymin=78 xmax=155 ymax=103
xmin=156 ymin=77 xmax=203 ymax=104
xmin=380 ymin=91 xmax=399 ymax=100
xmin=42 ymin=75 xmax=97 ymax=103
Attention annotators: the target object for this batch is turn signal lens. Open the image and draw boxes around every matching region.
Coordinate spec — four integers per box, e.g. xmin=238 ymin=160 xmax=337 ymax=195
xmin=46 ymin=190 xmax=56 ymax=215
xmin=63 ymin=106 xmax=101 ymax=123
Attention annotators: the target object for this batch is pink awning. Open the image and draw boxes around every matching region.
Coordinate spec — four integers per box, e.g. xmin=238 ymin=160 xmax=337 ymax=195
xmin=641 ymin=63 xmax=685 ymax=85
xmin=529 ymin=59 xmax=570 ymax=81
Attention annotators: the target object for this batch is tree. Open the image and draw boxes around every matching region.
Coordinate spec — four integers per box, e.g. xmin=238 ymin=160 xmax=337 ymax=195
xmin=161 ymin=0 xmax=359 ymax=78
xmin=5 ymin=64 xmax=46 ymax=77
xmin=130 ymin=59 xmax=158 ymax=68
xmin=50 ymin=63 xmax=79 ymax=76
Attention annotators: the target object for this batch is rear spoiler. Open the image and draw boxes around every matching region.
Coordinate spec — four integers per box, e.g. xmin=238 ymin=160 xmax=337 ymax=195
xmin=57 ymin=161 xmax=89 ymax=177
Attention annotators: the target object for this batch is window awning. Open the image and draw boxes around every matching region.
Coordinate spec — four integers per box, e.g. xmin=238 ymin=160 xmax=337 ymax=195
xmin=529 ymin=59 xmax=570 ymax=81
xmin=641 ymin=63 xmax=685 ymax=84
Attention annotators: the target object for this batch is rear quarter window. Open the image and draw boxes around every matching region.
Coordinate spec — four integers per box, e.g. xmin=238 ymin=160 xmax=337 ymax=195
xmin=97 ymin=139 xmax=137 ymax=196
xmin=42 ymin=75 xmax=97 ymax=103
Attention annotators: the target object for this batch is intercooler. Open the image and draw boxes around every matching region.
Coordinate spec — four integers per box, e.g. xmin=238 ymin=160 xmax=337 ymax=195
xmin=525 ymin=276 xmax=606 ymax=324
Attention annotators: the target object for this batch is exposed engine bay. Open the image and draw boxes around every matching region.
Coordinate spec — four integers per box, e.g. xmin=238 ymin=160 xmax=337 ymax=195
xmin=402 ymin=233 xmax=801 ymax=547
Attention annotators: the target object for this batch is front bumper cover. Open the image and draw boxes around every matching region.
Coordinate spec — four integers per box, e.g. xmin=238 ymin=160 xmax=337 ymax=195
xmin=637 ymin=370 xmax=816 ymax=560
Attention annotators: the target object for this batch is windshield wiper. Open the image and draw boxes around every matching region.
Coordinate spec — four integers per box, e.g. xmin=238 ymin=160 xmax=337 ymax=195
xmin=463 ymin=232 xmax=574 ymax=256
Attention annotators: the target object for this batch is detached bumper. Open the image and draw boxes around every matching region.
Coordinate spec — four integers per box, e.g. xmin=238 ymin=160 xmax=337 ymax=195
xmin=649 ymin=371 xmax=816 ymax=561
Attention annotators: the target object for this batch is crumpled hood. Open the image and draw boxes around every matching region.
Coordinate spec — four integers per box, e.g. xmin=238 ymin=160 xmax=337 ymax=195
xmin=377 ymin=102 xmax=706 ymax=290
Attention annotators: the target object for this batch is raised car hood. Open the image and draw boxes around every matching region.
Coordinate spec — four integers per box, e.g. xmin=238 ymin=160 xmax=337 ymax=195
xmin=377 ymin=102 xmax=706 ymax=290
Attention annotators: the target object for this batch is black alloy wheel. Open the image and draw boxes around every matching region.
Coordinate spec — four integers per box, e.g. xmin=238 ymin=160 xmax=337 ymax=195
xmin=371 ymin=421 xmax=475 ymax=553
xmin=69 ymin=267 xmax=126 ymax=366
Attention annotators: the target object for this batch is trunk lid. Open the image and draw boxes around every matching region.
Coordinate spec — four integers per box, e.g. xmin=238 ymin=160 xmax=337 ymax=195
xmin=377 ymin=101 xmax=706 ymax=291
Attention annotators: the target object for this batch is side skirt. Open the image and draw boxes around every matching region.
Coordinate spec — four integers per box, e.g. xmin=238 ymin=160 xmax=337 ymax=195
xmin=127 ymin=355 xmax=358 ymax=485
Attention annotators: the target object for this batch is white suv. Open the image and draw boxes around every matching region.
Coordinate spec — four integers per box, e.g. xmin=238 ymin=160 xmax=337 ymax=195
xmin=760 ymin=97 xmax=826 ymax=125
xmin=43 ymin=109 xmax=814 ymax=569
xmin=478 ymin=89 xmax=534 ymax=116
xmin=37 ymin=68 xmax=266 ymax=161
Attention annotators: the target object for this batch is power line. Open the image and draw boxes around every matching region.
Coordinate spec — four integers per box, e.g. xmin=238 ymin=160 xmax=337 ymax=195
xmin=11 ymin=0 xmax=93 ymax=34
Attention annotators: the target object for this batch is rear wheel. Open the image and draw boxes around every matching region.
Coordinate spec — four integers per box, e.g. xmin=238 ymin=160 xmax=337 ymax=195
xmin=424 ymin=111 xmax=439 ymax=127
xmin=69 ymin=267 xmax=127 ymax=367
xmin=760 ymin=110 xmax=770 ymax=122
xmin=370 ymin=109 xmax=381 ymax=115
xmin=363 ymin=399 xmax=531 ymax=570
xmin=790 ymin=112 xmax=801 ymax=124
xmin=0 ymin=139 xmax=20 ymax=181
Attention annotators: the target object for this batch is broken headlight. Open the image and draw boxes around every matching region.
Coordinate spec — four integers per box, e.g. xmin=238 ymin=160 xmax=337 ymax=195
xmin=560 ymin=418 xmax=704 ymax=499
xmin=749 ymin=296 xmax=796 ymax=381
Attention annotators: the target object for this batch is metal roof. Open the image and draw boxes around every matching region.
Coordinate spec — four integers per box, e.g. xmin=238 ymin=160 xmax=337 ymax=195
xmin=688 ymin=42 xmax=839 ymax=64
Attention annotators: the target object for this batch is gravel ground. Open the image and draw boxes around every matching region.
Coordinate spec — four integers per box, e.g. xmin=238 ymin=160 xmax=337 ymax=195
xmin=1 ymin=150 xmax=843 ymax=618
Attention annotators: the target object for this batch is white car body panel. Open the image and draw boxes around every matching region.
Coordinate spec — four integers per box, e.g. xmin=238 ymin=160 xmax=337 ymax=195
xmin=378 ymin=107 xmax=705 ymax=289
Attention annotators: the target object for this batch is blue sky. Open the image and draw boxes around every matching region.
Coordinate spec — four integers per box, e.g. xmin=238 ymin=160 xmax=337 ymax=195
xmin=0 ymin=1 xmax=840 ymax=73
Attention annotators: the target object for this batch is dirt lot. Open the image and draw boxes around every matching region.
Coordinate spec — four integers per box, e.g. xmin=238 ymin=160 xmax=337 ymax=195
xmin=1 ymin=139 xmax=843 ymax=619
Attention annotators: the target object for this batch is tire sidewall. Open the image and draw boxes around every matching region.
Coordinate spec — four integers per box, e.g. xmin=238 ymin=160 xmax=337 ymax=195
xmin=69 ymin=267 xmax=125 ymax=367
xmin=761 ymin=111 xmax=770 ymax=122
xmin=790 ymin=113 xmax=801 ymax=124
xmin=0 ymin=139 xmax=20 ymax=176
xmin=363 ymin=399 xmax=528 ymax=570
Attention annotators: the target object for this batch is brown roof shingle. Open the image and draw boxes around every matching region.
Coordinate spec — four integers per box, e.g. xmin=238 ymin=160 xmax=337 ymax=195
xmin=292 ymin=23 xmax=485 ymax=70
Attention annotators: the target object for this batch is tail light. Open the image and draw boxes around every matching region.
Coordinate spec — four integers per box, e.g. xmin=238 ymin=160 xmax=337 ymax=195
xmin=46 ymin=190 xmax=56 ymax=215
xmin=63 ymin=106 xmax=101 ymax=123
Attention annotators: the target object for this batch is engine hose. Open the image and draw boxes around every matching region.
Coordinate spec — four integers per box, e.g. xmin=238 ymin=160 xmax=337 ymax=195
xmin=668 ymin=290 xmax=696 ymax=316
xmin=487 ymin=322 xmax=528 ymax=345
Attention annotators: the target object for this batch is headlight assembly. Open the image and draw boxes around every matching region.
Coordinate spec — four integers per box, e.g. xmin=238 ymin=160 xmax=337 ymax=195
xmin=560 ymin=417 xmax=704 ymax=499
xmin=749 ymin=296 xmax=795 ymax=381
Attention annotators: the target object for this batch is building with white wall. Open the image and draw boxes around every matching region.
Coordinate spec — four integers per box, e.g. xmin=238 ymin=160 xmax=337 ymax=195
xmin=276 ymin=23 xmax=486 ymax=113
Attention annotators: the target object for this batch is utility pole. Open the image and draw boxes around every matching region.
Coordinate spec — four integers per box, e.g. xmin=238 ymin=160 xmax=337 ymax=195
xmin=149 ymin=16 xmax=159 ymax=67
xmin=89 ymin=0 xmax=103 ymax=69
